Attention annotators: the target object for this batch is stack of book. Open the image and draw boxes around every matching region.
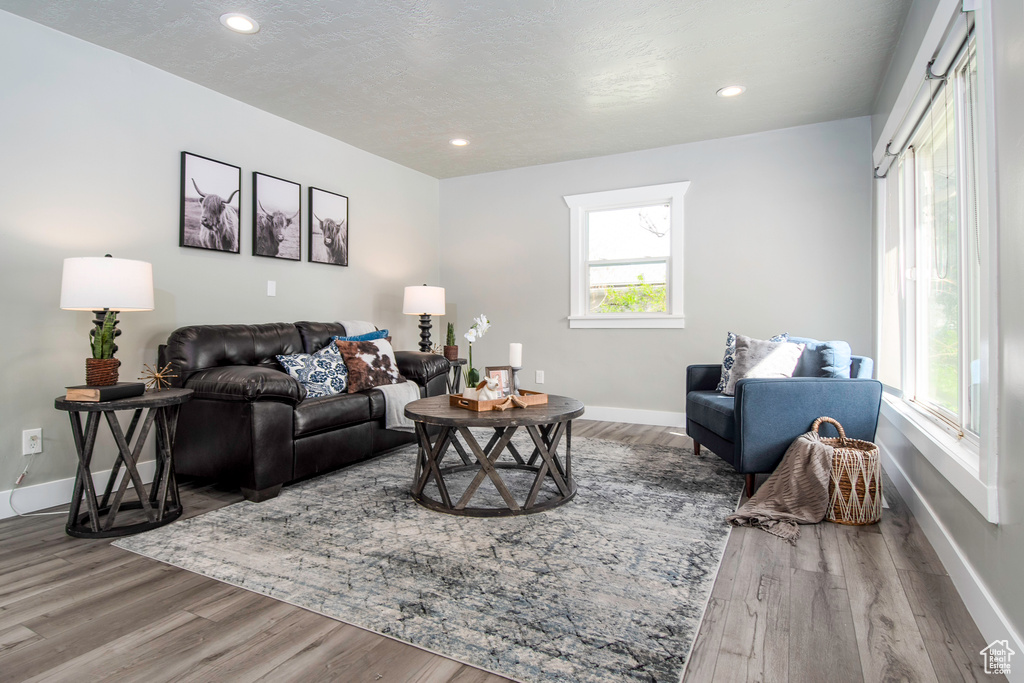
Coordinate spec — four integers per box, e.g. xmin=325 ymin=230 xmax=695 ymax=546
xmin=64 ymin=382 xmax=146 ymax=402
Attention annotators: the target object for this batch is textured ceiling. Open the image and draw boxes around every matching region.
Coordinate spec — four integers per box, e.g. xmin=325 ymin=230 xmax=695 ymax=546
xmin=1 ymin=0 xmax=910 ymax=178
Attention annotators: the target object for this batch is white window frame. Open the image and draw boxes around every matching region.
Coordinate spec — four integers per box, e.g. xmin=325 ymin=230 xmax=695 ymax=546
xmin=564 ymin=182 xmax=689 ymax=329
xmin=875 ymin=12 xmax=999 ymax=523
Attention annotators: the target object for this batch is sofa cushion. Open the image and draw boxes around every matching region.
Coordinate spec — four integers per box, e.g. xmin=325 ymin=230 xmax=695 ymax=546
xmin=687 ymin=391 xmax=737 ymax=441
xmin=788 ymin=337 xmax=853 ymax=378
xmin=363 ymin=388 xmax=386 ymax=420
xmin=332 ymin=330 xmax=389 ymax=342
xmin=294 ymin=392 xmax=371 ymax=436
xmin=724 ymin=335 xmax=805 ymax=396
xmin=717 ymin=331 xmax=789 ymax=392
xmin=276 ymin=344 xmax=348 ymax=398
xmin=335 ymin=339 xmax=405 ymax=392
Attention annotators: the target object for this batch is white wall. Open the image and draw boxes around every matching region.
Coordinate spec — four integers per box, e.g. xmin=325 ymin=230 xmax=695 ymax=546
xmin=0 ymin=11 xmax=440 ymax=496
xmin=439 ymin=117 xmax=874 ymax=417
xmin=871 ymin=0 xmax=1024 ymax=653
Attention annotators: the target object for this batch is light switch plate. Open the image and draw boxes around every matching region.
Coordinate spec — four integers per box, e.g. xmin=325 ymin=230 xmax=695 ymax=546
xmin=535 ymin=370 xmax=545 ymax=384
xmin=267 ymin=280 xmax=276 ymax=297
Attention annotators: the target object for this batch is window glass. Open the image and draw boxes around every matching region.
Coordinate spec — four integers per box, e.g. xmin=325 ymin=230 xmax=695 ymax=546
xmin=912 ymin=81 xmax=960 ymax=417
xmin=587 ymin=205 xmax=670 ymax=261
xmin=588 ymin=263 xmax=667 ymax=313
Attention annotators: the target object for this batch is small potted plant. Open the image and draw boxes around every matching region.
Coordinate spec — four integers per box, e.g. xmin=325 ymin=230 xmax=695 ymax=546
xmin=85 ymin=311 xmax=120 ymax=386
xmin=444 ymin=322 xmax=459 ymax=361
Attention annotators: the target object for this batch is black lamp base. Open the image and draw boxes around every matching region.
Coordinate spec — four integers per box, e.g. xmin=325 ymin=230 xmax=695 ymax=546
xmin=418 ymin=314 xmax=433 ymax=353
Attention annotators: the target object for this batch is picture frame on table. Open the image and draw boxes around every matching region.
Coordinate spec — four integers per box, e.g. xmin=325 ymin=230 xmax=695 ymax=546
xmin=253 ymin=172 xmax=301 ymax=261
xmin=485 ymin=366 xmax=513 ymax=397
xmin=308 ymin=186 xmax=348 ymax=266
xmin=180 ymin=152 xmax=241 ymax=253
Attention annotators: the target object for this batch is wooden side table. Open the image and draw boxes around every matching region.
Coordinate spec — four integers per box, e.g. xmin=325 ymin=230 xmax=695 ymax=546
xmin=54 ymin=388 xmax=192 ymax=538
xmin=446 ymin=358 xmax=467 ymax=394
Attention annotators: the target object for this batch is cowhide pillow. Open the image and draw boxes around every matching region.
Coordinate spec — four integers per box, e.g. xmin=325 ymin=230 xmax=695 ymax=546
xmin=334 ymin=338 xmax=405 ymax=393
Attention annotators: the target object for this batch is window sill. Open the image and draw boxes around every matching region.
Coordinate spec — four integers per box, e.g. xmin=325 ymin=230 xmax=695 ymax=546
xmin=568 ymin=315 xmax=685 ymax=329
xmin=880 ymin=395 xmax=998 ymax=522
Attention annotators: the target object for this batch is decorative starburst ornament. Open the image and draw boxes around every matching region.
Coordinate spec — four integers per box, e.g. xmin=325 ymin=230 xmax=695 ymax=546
xmin=139 ymin=363 xmax=177 ymax=391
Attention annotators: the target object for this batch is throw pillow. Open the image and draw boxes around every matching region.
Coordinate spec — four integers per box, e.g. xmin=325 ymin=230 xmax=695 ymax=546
xmin=276 ymin=344 xmax=349 ymax=398
xmin=724 ymin=335 xmax=806 ymax=396
xmin=717 ymin=331 xmax=789 ymax=392
xmin=334 ymin=338 xmax=405 ymax=393
xmin=332 ymin=329 xmax=389 ymax=343
xmin=788 ymin=337 xmax=853 ymax=378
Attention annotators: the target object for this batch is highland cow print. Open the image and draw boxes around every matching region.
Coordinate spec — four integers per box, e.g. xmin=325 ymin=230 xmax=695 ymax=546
xmin=335 ymin=339 xmax=404 ymax=393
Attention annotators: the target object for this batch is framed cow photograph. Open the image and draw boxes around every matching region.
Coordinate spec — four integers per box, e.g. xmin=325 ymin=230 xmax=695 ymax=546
xmin=308 ymin=186 xmax=348 ymax=266
xmin=180 ymin=152 xmax=241 ymax=253
xmin=253 ymin=172 xmax=301 ymax=261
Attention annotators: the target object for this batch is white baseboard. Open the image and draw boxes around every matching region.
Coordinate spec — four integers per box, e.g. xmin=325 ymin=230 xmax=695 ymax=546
xmin=0 ymin=460 xmax=156 ymax=520
xmin=880 ymin=444 xmax=1023 ymax=681
xmin=582 ymin=406 xmax=686 ymax=428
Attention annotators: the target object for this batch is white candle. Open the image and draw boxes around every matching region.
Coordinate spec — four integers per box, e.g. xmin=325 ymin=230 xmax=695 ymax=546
xmin=509 ymin=343 xmax=523 ymax=367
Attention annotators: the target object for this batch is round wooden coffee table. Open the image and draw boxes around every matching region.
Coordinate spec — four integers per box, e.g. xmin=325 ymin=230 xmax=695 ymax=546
xmin=404 ymin=394 xmax=584 ymax=517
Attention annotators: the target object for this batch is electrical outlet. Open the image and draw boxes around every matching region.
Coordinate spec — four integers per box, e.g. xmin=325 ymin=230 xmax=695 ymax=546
xmin=267 ymin=280 xmax=277 ymax=297
xmin=535 ymin=370 xmax=545 ymax=384
xmin=22 ymin=428 xmax=42 ymax=455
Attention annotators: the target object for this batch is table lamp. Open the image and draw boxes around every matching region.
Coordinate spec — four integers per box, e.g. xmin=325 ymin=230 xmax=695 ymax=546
xmin=403 ymin=285 xmax=445 ymax=352
xmin=61 ymin=255 xmax=154 ymax=384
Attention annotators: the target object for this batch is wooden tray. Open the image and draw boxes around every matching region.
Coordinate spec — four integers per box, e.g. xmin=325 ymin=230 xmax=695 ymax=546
xmin=449 ymin=390 xmax=549 ymax=412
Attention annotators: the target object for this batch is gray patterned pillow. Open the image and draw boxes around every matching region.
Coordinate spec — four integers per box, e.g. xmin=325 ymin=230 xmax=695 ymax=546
xmin=717 ymin=331 xmax=789 ymax=392
xmin=723 ymin=335 xmax=805 ymax=396
xmin=276 ymin=343 xmax=348 ymax=398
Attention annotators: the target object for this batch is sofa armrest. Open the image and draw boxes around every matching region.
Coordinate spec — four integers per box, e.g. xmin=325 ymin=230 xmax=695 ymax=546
xmin=184 ymin=366 xmax=305 ymax=405
xmin=733 ymin=377 xmax=882 ymax=473
xmin=687 ymin=365 xmax=723 ymax=394
xmin=395 ymin=351 xmax=450 ymax=386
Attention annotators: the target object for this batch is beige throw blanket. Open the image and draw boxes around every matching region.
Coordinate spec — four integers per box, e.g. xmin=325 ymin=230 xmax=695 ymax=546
xmin=726 ymin=432 xmax=833 ymax=541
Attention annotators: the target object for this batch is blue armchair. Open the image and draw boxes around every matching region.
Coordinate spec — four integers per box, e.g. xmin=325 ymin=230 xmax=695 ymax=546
xmin=685 ymin=338 xmax=882 ymax=496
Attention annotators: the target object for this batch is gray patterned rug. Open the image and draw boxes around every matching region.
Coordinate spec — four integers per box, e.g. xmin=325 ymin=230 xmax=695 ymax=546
xmin=114 ymin=433 xmax=742 ymax=682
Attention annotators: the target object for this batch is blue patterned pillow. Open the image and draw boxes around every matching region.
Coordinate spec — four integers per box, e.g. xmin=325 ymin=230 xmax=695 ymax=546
xmin=332 ymin=329 xmax=388 ymax=343
xmin=277 ymin=343 xmax=348 ymax=398
xmin=716 ymin=331 xmax=789 ymax=392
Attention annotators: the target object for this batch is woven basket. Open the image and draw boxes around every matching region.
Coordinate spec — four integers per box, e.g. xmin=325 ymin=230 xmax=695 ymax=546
xmin=813 ymin=416 xmax=882 ymax=526
xmin=85 ymin=358 xmax=120 ymax=386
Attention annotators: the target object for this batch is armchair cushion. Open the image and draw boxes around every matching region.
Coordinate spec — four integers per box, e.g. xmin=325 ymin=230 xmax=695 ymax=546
xmin=724 ymin=335 xmax=804 ymax=395
xmin=789 ymin=337 xmax=853 ymax=378
xmin=687 ymin=391 xmax=737 ymax=441
xmin=717 ymin=331 xmax=789 ymax=392
xmin=185 ymin=366 xmax=305 ymax=405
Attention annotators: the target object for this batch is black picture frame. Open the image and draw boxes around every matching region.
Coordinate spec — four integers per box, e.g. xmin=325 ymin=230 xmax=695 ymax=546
xmin=253 ymin=172 xmax=301 ymax=261
xmin=180 ymin=151 xmax=241 ymax=253
xmin=308 ymin=186 xmax=348 ymax=266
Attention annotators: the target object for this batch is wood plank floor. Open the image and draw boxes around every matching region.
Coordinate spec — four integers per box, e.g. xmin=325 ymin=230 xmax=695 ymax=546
xmin=0 ymin=420 xmax=997 ymax=682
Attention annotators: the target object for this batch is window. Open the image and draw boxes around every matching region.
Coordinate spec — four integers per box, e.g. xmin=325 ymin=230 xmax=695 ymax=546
xmin=885 ymin=38 xmax=983 ymax=447
xmin=564 ymin=182 xmax=689 ymax=328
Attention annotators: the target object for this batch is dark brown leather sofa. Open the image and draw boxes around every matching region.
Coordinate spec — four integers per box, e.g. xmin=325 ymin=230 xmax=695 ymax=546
xmin=161 ymin=321 xmax=450 ymax=501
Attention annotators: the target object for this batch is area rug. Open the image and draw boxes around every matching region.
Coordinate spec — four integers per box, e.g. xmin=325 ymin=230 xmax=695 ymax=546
xmin=114 ymin=433 xmax=742 ymax=682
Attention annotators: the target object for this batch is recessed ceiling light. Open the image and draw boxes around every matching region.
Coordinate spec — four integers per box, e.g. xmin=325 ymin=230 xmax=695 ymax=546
xmin=220 ymin=13 xmax=259 ymax=34
xmin=717 ymin=85 xmax=746 ymax=98
xmin=449 ymin=138 xmax=470 ymax=147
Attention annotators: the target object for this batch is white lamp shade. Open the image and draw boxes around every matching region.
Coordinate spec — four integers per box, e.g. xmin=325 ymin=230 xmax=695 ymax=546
xmin=60 ymin=257 xmax=155 ymax=311
xmin=402 ymin=285 xmax=446 ymax=316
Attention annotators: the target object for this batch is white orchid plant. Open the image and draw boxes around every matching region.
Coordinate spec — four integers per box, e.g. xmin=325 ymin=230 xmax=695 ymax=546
xmin=463 ymin=314 xmax=490 ymax=387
